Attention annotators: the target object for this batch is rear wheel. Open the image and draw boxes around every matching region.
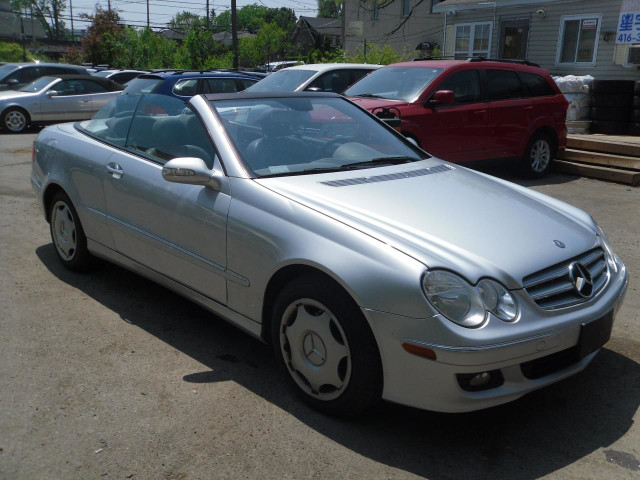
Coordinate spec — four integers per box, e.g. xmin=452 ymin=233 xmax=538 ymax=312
xmin=2 ymin=108 xmax=29 ymax=133
xmin=521 ymin=133 xmax=554 ymax=177
xmin=49 ymin=191 xmax=94 ymax=271
xmin=271 ymin=275 xmax=382 ymax=416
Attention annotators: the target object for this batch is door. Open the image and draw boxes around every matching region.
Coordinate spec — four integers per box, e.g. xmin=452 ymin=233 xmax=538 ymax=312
xmin=486 ymin=69 xmax=530 ymax=158
xmin=499 ymin=19 xmax=529 ymax=59
xmin=39 ymin=79 xmax=92 ymax=121
xmin=78 ymin=79 xmax=119 ymax=115
xmin=418 ymin=69 xmax=489 ymax=162
xmin=102 ymin=94 xmax=230 ymax=304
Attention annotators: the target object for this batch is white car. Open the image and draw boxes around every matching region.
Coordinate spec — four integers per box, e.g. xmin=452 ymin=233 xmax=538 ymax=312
xmin=248 ymin=63 xmax=381 ymax=94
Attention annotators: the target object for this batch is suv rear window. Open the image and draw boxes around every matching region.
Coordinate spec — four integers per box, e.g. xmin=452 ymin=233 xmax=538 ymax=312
xmin=519 ymin=72 xmax=555 ymax=97
xmin=124 ymin=77 xmax=163 ymax=94
xmin=487 ymin=70 xmax=522 ymax=101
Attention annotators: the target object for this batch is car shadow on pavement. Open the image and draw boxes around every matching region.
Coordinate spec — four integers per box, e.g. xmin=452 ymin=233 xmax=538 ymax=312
xmin=36 ymin=244 xmax=640 ymax=480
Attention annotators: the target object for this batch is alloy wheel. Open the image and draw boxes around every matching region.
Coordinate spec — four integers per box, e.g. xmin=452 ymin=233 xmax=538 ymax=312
xmin=51 ymin=201 xmax=77 ymax=261
xmin=279 ymin=298 xmax=352 ymax=401
xmin=529 ymin=139 xmax=551 ymax=173
xmin=5 ymin=110 xmax=27 ymax=132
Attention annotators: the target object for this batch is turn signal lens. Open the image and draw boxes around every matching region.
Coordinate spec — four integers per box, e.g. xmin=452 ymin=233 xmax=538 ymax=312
xmin=402 ymin=342 xmax=437 ymax=361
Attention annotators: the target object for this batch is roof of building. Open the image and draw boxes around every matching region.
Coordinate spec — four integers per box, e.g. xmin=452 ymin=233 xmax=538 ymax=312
xmin=297 ymin=16 xmax=343 ymax=37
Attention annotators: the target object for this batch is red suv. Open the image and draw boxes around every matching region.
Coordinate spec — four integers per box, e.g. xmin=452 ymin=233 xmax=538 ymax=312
xmin=345 ymin=59 xmax=568 ymax=177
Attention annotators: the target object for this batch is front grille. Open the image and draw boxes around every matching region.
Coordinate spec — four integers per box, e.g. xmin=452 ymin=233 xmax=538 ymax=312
xmin=522 ymin=247 xmax=608 ymax=310
xmin=520 ymin=347 xmax=579 ymax=380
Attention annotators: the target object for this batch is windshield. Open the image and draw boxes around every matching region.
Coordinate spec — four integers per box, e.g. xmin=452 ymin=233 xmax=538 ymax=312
xmin=123 ymin=77 xmax=163 ymax=94
xmin=211 ymin=96 xmax=425 ymax=177
xmin=247 ymin=70 xmax=316 ymax=92
xmin=344 ymin=67 xmax=443 ymax=102
xmin=0 ymin=64 xmax=18 ymax=80
xmin=19 ymin=76 xmax=56 ymax=92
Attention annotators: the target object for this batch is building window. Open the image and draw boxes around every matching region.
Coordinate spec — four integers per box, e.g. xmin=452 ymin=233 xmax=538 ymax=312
xmin=402 ymin=0 xmax=410 ymax=17
xmin=627 ymin=44 xmax=640 ymax=66
xmin=454 ymin=22 xmax=492 ymax=59
xmin=431 ymin=0 xmax=444 ymax=12
xmin=557 ymin=14 xmax=601 ymax=65
xmin=372 ymin=2 xmax=380 ymax=20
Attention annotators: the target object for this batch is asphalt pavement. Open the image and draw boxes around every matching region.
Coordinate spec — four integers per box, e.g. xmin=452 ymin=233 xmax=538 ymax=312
xmin=1 ymin=130 xmax=639 ymax=479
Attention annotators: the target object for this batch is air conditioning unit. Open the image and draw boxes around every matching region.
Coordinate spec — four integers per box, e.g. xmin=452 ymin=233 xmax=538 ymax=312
xmin=628 ymin=44 xmax=640 ymax=65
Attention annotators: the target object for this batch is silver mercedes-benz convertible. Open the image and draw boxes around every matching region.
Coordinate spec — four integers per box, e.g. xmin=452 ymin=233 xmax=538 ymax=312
xmin=30 ymin=91 xmax=628 ymax=416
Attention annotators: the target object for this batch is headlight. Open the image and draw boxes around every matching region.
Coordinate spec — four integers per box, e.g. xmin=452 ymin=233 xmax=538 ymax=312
xmin=423 ymin=271 xmax=486 ymax=328
xmin=423 ymin=271 xmax=518 ymax=328
xmin=477 ymin=279 xmax=518 ymax=322
xmin=595 ymin=224 xmax=618 ymax=273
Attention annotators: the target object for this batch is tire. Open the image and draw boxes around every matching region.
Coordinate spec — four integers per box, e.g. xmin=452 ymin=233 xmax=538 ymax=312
xmin=271 ymin=274 xmax=382 ymax=416
xmin=49 ymin=191 xmax=94 ymax=271
xmin=2 ymin=107 xmax=30 ymax=133
xmin=629 ymin=122 xmax=640 ymax=136
xmin=520 ymin=132 xmax=555 ymax=178
xmin=590 ymin=120 xmax=628 ymax=135
xmin=590 ymin=106 xmax=632 ymax=121
xmin=634 ymin=81 xmax=640 ymax=95
xmin=591 ymin=80 xmax=635 ymax=94
xmin=592 ymin=94 xmax=633 ymax=108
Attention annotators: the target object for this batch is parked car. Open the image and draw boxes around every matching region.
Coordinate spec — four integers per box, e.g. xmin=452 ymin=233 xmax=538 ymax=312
xmin=92 ymin=69 xmax=149 ymax=85
xmin=345 ymin=59 xmax=569 ymax=177
xmin=123 ymin=70 xmax=261 ymax=100
xmin=31 ymin=91 xmax=627 ymax=416
xmin=258 ymin=60 xmax=304 ymax=72
xmin=248 ymin=63 xmax=380 ymax=94
xmin=0 ymin=63 xmax=88 ymax=91
xmin=1 ymin=75 xmax=123 ymax=133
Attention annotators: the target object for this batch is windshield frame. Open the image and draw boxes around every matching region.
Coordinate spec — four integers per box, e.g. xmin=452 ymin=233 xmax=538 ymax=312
xmin=206 ymin=94 xmax=429 ymax=179
xmin=344 ymin=66 xmax=444 ymax=103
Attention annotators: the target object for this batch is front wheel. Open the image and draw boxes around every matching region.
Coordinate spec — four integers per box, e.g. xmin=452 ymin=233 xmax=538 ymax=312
xmin=521 ymin=133 xmax=555 ymax=177
xmin=2 ymin=108 xmax=29 ymax=133
xmin=49 ymin=191 xmax=94 ymax=271
xmin=271 ymin=275 xmax=382 ymax=416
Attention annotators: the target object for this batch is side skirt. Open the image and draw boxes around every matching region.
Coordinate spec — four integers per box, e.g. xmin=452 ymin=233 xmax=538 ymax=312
xmin=87 ymin=239 xmax=264 ymax=341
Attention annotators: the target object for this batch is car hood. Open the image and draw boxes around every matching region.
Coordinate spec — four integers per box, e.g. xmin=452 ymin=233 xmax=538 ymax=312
xmin=0 ymin=90 xmax=36 ymax=100
xmin=348 ymin=96 xmax=409 ymax=111
xmin=256 ymin=160 xmax=598 ymax=289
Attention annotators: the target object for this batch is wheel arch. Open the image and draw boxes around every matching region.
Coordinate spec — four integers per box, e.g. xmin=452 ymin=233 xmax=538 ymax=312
xmin=260 ymin=263 xmax=364 ymax=345
xmin=524 ymin=125 xmax=558 ymax=156
xmin=42 ymin=182 xmax=68 ymax=223
xmin=1 ymin=105 xmax=31 ymax=130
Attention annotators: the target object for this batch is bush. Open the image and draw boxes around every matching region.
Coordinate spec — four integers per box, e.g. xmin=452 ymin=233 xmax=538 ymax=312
xmin=0 ymin=42 xmax=27 ymax=62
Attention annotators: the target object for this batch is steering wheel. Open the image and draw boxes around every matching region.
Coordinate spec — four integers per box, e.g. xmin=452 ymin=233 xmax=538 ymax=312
xmin=315 ymin=137 xmax=352 ymax=160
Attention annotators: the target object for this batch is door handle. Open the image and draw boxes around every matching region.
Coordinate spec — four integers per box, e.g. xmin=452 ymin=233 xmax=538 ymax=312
xmin=80 ymin=99 xmax=90 ymax=103
xmin=106 ymin=162 xmax=124 ymax=178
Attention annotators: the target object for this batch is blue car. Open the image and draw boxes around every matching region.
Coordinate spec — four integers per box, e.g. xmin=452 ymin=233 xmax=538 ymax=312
xmin=122 ymin=70 xmax=261 ymax=100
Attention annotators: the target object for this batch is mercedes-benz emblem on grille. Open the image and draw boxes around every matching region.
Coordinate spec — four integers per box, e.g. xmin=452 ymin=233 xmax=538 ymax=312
xmin=569 ymin=262 xmax=594 ymax=298
xmin=553 ymin=240 xmax=565 ymax=248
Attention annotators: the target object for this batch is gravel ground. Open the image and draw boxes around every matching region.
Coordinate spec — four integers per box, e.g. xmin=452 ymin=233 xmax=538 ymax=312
xmin=1 ymin=131 xmax=639 ymax=480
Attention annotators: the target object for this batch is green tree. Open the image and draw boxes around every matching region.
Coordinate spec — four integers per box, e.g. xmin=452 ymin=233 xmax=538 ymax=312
xmin=317 ymin=0 xmax=341 ymax=19
xmin=0 ymin=42 xmax=27 ymax=62
xmin=168 ymin=11 xmax=207 ymax=31
xmin=80 ymin=7 xmax=124 ymax=66
xmin=213 ymin=4 xmax=296 ymax=36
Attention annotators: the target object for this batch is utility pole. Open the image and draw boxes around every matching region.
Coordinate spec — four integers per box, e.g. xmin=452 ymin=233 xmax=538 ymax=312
xmin=20 ymin=14 xmax=26 ymax=62
xmin=363 ymin=39 xmax=367 ymax=62
xmin=231 ymin=0 xmax=238 ymax=68
xmin=69 ymin=0 xmax=74 ymax=41
xmin=206 ymin=0 xmax=210 ymax=29
xmin=341 ymin=0 xmax=346 ymax=53
xmin=146 ymin=0 xmax=150 ymax=28
xmin=108 ymin=0 xmax=111 ymax=12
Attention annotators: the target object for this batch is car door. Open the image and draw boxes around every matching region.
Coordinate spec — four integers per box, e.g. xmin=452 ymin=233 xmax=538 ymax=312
xmin=40 ymin=79 xmax=92 ymax=121
xmin=79 ymin=79 xmax=120 ymax=116
xmin=485 ymin=69 xmax=529 ymax=158
xmin=102 ymin=94 xmax=229 ymax=304
xmin=417 ymin=69 xmax=489 ymax=162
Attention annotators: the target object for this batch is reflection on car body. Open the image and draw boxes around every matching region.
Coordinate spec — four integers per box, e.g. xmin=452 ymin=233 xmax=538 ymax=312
xmin=30 ymin=91 xmax=628 ymax=416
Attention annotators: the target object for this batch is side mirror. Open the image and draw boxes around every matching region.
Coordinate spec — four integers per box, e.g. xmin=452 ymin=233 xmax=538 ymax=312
xmin=162 ymin=157 xmax=222 ymax=190
xmin=305 ymin=87 xmax=322 ymax=92
xmin=6 ymin=78 xmax=19 ymax=89
xmin=47 ymin=90 xmax=59 ymax=97
xmin=428 ymin=90 xmax=455 ymax=106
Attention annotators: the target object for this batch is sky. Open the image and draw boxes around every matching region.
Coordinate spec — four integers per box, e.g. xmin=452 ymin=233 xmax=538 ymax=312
xmin=62 ymin=0 xmax=319 ymax=32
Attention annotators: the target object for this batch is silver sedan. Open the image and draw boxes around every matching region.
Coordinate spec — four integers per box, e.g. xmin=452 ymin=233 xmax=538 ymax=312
xmin=1 ymin=74 xmax=123 ymax=133
xmin=30 ymin=91 xmax=628 ymax=416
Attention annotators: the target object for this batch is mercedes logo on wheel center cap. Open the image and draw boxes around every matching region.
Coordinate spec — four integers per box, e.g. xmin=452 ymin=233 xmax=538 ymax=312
xmin=303 ymin=332 xmax=327 ymax=366
xmin=569 ymin=262 xmax=594 ymax=298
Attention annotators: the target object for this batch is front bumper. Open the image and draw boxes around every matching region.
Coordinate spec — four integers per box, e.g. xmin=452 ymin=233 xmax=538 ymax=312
xmin=363 ymin=261 xmax=628 ymax=412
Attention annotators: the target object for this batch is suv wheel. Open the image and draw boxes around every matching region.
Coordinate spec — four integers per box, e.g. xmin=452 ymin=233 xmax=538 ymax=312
xmin=521 ymin=133 xmax=554 ymax=178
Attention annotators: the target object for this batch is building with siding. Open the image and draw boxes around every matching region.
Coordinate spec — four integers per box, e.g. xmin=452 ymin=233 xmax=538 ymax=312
xmin=346 ymin=0 xmax=639 ymax=80
xmin=293 ymin=16 xmax=344 ymax=55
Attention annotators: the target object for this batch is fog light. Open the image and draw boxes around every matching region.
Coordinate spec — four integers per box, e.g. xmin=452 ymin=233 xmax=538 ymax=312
xmin=469 ymin=372 xmax=491 ymax=387
xmin=456 ymin=369 xmax=504 ymax=392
